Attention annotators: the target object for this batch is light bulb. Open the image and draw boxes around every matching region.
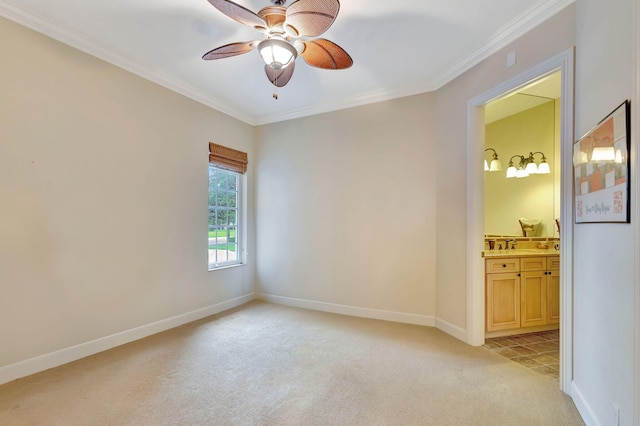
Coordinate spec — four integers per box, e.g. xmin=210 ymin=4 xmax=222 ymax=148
xmin=524 ymin=161 xmax=538 ymax=174
xmin=537 ymin=160 xmax=551 ymax=174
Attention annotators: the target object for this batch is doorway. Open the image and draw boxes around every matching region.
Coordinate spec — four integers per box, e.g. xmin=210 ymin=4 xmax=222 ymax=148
xmin=465 ymin=48 xmax=574 ymax=393
xmin=482 ymin=72 xmax=561 ymax=380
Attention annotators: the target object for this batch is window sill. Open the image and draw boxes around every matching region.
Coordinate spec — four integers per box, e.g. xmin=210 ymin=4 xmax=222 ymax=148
xmin=208 ymin=262 xmax=245 ymax=272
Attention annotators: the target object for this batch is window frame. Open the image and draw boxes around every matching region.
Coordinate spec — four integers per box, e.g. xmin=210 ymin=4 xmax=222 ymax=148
xmin=208 ymin=164 xmax=244 ymax=270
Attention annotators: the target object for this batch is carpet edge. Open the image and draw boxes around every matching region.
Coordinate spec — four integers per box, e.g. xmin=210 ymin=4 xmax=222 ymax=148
xmin=0 ymin=293 xmax=255 ymax=385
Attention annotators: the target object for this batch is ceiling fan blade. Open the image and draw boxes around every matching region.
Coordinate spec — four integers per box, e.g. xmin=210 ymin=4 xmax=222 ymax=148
xmin=265 ymin=62 xmax=296 ymax=87
xmin=284 ymin=0 xmax=340 ymax=37
xmin=202 ymin=41 xmax=256 ymax=60
xmin=300 ymin=39 xmax=352 ymax=69
xmin=206 ymin=0 xmax=268 ymax=31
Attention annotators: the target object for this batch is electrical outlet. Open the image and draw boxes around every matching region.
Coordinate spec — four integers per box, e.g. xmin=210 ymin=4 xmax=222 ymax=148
xmin=612 ymin=403 xmax=619 ymax=426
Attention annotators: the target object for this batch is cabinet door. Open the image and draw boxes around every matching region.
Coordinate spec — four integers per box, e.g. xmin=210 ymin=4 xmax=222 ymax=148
xmin=521 ymin=271 xmax=547 ymax=327
xmin=546 ymin=269 xmax=560 ymax=324
xmin=486 ymin=273 xmax=521 ymax=332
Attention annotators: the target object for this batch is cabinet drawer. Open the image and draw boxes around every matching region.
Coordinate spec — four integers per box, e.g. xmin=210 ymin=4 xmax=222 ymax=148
xmin=547 ymin=256 xmax=560 ymax=270
xmin=486 ymin=258 xmax=520 ymax=273
xmin=520 ymin=257 xmax=547 ymax=271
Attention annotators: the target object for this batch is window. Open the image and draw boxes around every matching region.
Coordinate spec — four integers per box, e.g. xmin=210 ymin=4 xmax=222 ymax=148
xmin=208 ymin=165 xmax=240 ymax=268
xmin=208 ymin=142 xmax=247 ymax=270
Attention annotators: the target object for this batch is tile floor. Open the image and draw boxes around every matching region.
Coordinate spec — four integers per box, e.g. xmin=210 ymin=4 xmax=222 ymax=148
xmin=484 ymin=330 xmax=559 ymax=380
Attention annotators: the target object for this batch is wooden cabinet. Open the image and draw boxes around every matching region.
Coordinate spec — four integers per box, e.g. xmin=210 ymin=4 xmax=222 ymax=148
xmin=520 ymin=257 xmax=547 ymax=328
xmin=546 ymin=264 xmax=560 ymax=324
xmin=485 ymin=255 xmax=559 ymax=335
xmin=486 ymin=271 xmax=521 ymax=331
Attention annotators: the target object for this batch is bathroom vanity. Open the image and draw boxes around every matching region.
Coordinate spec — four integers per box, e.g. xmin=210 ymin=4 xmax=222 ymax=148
xmin=484 ymin=246 xmax=559 ymax=337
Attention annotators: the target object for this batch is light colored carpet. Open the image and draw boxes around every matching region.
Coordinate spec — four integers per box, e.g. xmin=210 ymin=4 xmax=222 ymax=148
xmin=0 ymin=300 xmax=583 ymax=425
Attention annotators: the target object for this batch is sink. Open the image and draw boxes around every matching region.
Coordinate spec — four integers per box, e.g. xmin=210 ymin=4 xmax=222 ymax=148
xmin=484 ymin=248 xmax=559 ymax=257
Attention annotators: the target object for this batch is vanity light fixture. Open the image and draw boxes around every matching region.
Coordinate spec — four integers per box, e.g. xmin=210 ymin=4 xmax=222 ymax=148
xmin=525 ymin=151 xmax=551 ymax=175
xmin=506 ymin=155 xmax=528 ymax=178
xmin=484 ymin=148 xmax=503 ymax=172
xmin=506 ymin=152 xmax=551 ymax=178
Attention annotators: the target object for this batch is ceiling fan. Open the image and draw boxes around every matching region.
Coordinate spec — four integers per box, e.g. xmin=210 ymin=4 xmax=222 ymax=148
xmin=202 ymin=0 xmax=353 ymax=88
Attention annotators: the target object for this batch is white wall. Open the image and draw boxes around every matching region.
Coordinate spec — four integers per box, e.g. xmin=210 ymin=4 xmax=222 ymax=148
xmin=254 ymin=95 xmax=437 ymax=323
xmin=573 ymin=0 xmax=637 ymax=423
xmin=0 ymin=17 xmax=255 ymax=374
xmin=434 ymin=5 xmax=576 ymax=331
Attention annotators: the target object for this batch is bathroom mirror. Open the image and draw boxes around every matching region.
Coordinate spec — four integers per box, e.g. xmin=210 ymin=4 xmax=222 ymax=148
xmin=483 ymin=73 xmax=561 ymax=238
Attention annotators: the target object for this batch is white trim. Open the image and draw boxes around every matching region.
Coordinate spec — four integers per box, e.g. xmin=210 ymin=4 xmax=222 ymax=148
xmin=259 ymin=293 xmax=435 ymax=327
xmin=0 ymin=1 xmax=254 ymax=125
xmin=466 ymin=100 xmax=487 ymax=347
xmin=432 ymin=0 xmax=575 ymax=89
xmin=571 ymin=382 xmax=600 ymax=426
xmin=557 ymin=50 xmax=575 ymax=394
xmin=466 ymin=48 xmax=575 ymax=394
xmin=0 ymin=0 xmax=574 ymax=126
xmin=435 ymin=318 xmax=468 ymax=342
xmin=634 ymin=1 xmax=640 ymax=424
xmin=252 ymin=0 xmax=576 ymax=125
xmin=0 ymin=293 xmax=255 ymax=386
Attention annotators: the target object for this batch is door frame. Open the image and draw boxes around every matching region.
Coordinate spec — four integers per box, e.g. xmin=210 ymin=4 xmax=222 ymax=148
xmin=465 ymin=48 xmax=575 ymax=393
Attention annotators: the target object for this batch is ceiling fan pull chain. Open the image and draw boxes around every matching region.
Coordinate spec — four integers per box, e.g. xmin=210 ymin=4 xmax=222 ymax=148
xmin=273 ymin=71 xmax=279 ymax=99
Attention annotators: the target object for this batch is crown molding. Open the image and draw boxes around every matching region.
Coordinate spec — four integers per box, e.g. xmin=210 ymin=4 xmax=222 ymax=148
xmin=1 ymin=0 xmax=575 ymax=126
xmin=258 ymin=0 xmax=575 ymax=124
xmin=431 ymin=0 xmax=575 ymax=89
xmin=0 ymin=0 xmax=255 ymax=125
xmin=253 ymin=78 xmax=439 ymax=125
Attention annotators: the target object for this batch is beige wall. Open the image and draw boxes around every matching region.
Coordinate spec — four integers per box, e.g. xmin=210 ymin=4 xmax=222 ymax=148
xmin=435 ymin=5 xmax=575 ymax=330
xmin=0 ymin=17 xmax=256 ymax=368
xmin=255 ymin=95 xmax=437 ymax=319
xmin=484 ymin=101 xmax=558 ymax=237
xmin=573 ymin=0 xmax=637 ymax=423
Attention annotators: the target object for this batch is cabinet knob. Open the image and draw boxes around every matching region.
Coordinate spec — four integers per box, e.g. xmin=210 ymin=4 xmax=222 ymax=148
xmin=502 ymin=264 xmax=507 ymax=268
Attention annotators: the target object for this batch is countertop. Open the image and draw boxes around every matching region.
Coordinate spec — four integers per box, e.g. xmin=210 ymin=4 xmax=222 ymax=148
xmin=483 ymin=248 xmax=560 ymax=258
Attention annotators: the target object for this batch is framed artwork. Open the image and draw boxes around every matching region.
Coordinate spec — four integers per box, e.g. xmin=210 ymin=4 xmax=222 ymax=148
xmin=573 ymin=100 xmax=630 ymax=223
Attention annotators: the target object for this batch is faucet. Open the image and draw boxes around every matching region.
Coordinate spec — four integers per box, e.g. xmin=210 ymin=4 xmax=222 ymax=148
xmin=503 ymin=239 xmax=517 ymax=250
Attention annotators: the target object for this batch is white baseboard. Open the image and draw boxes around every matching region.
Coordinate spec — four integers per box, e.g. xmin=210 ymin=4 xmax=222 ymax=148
xmin=570 ymin=381 xmax=599 ymax=426
xmin=0 ymin=293 xmax=255 ymax=386
xmin=259 ymin=293 xmax=436 ymax=326
xmin=435 ymin=317 xmax=468 ymax=342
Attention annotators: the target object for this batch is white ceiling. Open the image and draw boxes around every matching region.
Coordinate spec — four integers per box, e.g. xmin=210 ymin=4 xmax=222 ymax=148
xmin=0 ymin=0 xmax=573 ymax=125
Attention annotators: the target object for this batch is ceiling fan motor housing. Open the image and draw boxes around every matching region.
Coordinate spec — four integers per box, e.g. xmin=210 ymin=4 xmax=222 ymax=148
xmin=203 ymin=0 xmax=352 ymax=88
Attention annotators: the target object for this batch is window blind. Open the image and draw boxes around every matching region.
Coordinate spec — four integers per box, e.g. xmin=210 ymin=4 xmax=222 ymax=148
xmin=209 ymin=142 xmax=248 ymax=174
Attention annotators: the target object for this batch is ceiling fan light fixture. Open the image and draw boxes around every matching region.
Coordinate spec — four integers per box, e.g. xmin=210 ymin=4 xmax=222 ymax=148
xmin=258 ymin=38 xmax=297 ymax=71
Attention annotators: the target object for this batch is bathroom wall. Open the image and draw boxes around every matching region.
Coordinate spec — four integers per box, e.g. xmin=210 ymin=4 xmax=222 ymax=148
xmin=484 ymin=100 xmax=559 ymax=237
